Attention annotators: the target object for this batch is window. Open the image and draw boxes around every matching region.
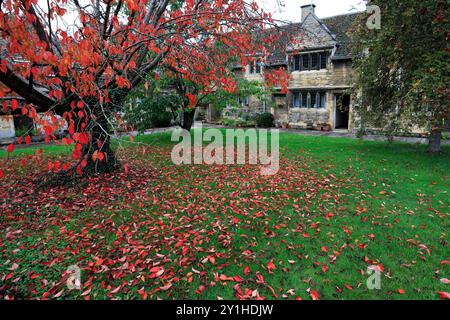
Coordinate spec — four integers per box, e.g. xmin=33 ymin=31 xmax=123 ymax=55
xmin=293 ymin=55 xmax=301 ymax=71
xmin=291 ymin=91 xmax=326 ymax=109
xmin=293 ymin=92 xmax=301 ymax=107
xmin=302 ymin=93 xmax=308 ymax=108
xmin=320 ymin=52 xmax=328 ymax=69
xmin=320 ymin=92 xmax=326 ymax=108
xmin=249 ymin=59 xmax=262 ymax=74
xmin=291 ymin=51 xmax=329 ymax=72
xmin=311 ymin=53 xmax=319 ymax=70
xmin=255 ymin=60 xmax=262 ymax=74
xmin=302 ymin=54 xmax=309 ymax=70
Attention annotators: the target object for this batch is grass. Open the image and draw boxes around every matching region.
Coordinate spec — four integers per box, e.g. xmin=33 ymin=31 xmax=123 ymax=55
xmin=0 ymin=131 xmax=449 ymax=300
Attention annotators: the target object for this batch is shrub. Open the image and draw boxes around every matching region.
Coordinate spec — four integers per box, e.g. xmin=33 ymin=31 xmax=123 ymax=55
xmin=223 ymin=118 xmax=236 ymax=127
xmin=256 ymin=112 xmax=274 ymax=128
xmin=151 ymin=110 xmax=172 ymax=128
xmin=124 ymin=96 xmax=174 ymax=132
xmin=355 ymin=128 xmax=366 ymax=138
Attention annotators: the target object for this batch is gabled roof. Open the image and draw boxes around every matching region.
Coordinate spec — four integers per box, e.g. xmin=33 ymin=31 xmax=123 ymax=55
xmin=266 ymin=11 xmax=362 ymax=66
xmin=321 ymin=12 xmax=361 ymax=59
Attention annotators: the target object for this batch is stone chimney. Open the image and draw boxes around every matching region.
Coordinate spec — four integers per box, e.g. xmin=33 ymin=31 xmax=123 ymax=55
xmin=301 ymin=4 xmax=316 ymax=22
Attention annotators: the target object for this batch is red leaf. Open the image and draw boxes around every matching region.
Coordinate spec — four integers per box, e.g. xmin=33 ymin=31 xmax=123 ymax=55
xmin=344 ymin=284 xmax=353 ymax=290
xmin=8 ymin=263 xmax=19 ymax=271
xmin=110 ymin=286 xmax=121 ymax=294
xmin=267 ymin=261 xmax=276 ymax=273
xmin=244 ymin=266 xmax=250 ymax=275
xmin=256 ymin=273 xmax=264 ymax=284
xmin=160 ymin=283 xmax=172 ymax=291
xmin=81 ymin=287 xmax=91 ymax=296
xmin=322 ymin=264 xmax=328 ymax=273
xmin=397 ymin=289 xmax=405 ymax=294
xmin=233 ymin=275 xmax=244 ymax=282
xmin=219 ymin=274 xmax=233 ymax=281
xmin=0 ymin=169 xmax=4 ymax=179
xmin=53 ymin=289 xmax=64 ymax=298
xmin=310 ymin=290 xmax=320 ymax=300
xmin=29 ymin=273 xmax=40 ymax=280
xmin=437 ymin=292 xmax=450 ymax=300
xmin=149 ymin=266 xmax=161 ymax=273
xmin=137 ymin=287 xmax=147 ymax=300
xmin=11 ymin=99 xmax=19 ymax=110
xmin=6 ymin=143 xmax=14 ymax=153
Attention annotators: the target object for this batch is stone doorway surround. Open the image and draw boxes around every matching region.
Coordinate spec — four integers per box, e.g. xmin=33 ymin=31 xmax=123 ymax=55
xmin=333 ymin=92 xmax=351 ymax=130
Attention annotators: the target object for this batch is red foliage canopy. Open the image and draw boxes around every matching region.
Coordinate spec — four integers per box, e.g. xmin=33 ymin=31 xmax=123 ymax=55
xmin=0 ymin=0 xmax=284 ymax=175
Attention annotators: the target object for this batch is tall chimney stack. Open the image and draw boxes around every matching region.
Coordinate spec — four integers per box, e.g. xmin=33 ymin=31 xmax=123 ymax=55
xmin=301 ymin=4 xmax=316 ymax=22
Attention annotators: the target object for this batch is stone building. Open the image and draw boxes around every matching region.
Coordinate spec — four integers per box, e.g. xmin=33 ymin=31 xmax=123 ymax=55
xmin=215 ymin=4 xmax=360 ymax=131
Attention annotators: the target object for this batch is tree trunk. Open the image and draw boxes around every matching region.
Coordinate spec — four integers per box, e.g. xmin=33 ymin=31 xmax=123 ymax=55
xmin=83 ymin=123 xmax=118 ymax=175
xmin=181 ymin=109 xmax=195 ymax=131
xmin=37 ymin=101 xmax=120 ymax=189
xmin=428 ymin=129 xmax=441 ymax=153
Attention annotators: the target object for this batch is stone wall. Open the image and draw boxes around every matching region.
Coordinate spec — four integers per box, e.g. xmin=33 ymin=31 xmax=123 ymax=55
xmin=289 ymin=60 xmax=353 ymax=89
xmin=288 ymin=108 xmax=330 ymax=128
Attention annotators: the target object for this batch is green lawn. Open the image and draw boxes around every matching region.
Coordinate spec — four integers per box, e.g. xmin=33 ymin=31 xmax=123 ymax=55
xmin=0 ymin=131 xmax=449 ymax=300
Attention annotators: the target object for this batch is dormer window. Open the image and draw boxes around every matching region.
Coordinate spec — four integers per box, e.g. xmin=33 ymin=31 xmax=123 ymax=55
xmin=292 ymin=51 xmax=328 ymax=71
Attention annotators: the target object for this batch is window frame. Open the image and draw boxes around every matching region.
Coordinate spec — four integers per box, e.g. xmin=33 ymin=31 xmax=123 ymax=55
xmin=291 ymin=51 xmax=329 ymax=72
xmin=291 ymin=91 xmax=327 ymax=109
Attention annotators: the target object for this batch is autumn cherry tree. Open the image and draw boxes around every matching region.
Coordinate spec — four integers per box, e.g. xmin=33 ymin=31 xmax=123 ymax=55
xmin=0 ymin=0 xmax=278 ymax=177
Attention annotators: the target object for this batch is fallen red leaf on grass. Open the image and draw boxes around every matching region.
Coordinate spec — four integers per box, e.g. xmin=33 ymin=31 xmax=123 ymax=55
xmin=160 ymin=283 xmax=172 ymax=291
xmin=310 ymin=290 xmax=320 ymax=300
xmin=81 ymin=288 xmax=92 ymax=296
xmin=267 ymin=261 xmax=276 ymax=273
xmin=219 ymin=274 xmax=234 ymax=281
xmin=437 ymin=292 xmax=450 ymax=300
xmin=8 ymin=263 xmax=18 ymax=271
xmin=53 ymin=289 xmax=64 ymax=298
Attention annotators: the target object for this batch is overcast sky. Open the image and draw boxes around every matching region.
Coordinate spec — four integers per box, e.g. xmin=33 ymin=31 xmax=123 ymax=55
xmin=256 ymin=0 xmax=367 ymax=23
